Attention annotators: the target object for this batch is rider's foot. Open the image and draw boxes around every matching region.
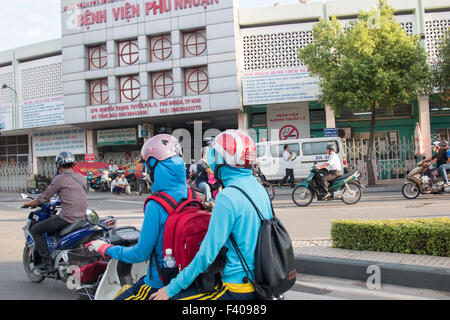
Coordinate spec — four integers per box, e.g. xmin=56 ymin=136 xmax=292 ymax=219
xmin=443 ymin=182 xmax=450 ymax=188
xmin=322 ymin=193 xmax=331 ymax=200
xmin=36 ymin=260 xmax=53 ymax=273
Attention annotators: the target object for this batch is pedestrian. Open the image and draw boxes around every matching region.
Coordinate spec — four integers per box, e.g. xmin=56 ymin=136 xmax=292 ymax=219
xmin=279 ymin=144 xmax=297 ymax=188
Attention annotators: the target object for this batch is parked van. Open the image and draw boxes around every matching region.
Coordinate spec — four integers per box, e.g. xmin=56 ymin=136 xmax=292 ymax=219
xmin=256 ymin=137 xmax=345 ymax=182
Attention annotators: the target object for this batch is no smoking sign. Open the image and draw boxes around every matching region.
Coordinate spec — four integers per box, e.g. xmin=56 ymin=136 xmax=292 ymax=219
xmin=279 ymin=125 xmax=299 ymax=140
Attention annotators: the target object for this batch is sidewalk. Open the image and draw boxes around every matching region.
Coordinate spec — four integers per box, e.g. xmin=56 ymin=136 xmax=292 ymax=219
xmin=293 ymin=245 xmax=450 ymax=293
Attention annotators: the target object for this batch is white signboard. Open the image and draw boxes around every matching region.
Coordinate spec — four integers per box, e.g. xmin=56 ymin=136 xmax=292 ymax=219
xmin=97 ymin=128 xmax=137 ymax=146
xmin=19 ymin=96 xmax=65 ymax=129
xmin=33 ymin=128 xmax=86 ymax=157
xmin=243 ymin=67 xmax=320 ymax=105
xmin=267 ymin=103 xmax=310 ymax=140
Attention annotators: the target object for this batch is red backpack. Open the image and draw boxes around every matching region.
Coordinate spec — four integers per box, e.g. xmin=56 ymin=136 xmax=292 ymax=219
xmin=144 ymin=187 xmax=211 ymax=285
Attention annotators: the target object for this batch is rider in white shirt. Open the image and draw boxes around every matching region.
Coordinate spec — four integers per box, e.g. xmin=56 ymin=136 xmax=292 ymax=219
xmin=315 ymin=144 xmax=342 ymax=200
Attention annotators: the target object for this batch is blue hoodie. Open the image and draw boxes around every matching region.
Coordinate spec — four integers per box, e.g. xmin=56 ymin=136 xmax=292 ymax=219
xmin=166 ymin=165 xmax=273 ymax=298
xmin=105 ymin=156 xmax=188 ymax=289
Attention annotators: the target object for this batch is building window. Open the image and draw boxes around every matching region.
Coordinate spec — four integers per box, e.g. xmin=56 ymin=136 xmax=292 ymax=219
xmin=89 ymin=79 xmax=109 ymax=105
xmin=150 ymin=34 xmax=172 ymax=62
xmin=151 ymin=71 xmax=174 ymax=99
xmin=309 ymin=109 xmax=325 ymax=122
xmin=88 ymin=44 xmax=107 ymax=70
xmin=251 ymin=112 xmax=267 ymax=127
xmin=118 ymin=39 xmax=139 ymax=66
xmin=184 ymin=67 xmax=209 ymax=96
xmin=183 ymin=30 xmax=207 ymax=58
xmin=119 ymin=75 xmax=140 ymax=102
xmin=0 ymin=135 xmax=28 ymax=165
xmin=336 ymin=104 xmax=413 ymax=121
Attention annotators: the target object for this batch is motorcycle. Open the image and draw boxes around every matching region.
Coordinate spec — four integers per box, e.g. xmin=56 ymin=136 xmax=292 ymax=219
xmin=87 ymin=171 xmax=109 ymax=192
xmin=252 ymin=166 xmax=275 ymax=201
xmin=20 ymin=194 xmax=117 ymax=299
xmin=89 ymin=227 xmax=147 ymax=300
xmin=292 ymin=164 xmax=364 ymax=206
xmin=402 ymin=160 xmax=450 ymax=199
xmin=137 ymin=171 xmax=152 ymax=195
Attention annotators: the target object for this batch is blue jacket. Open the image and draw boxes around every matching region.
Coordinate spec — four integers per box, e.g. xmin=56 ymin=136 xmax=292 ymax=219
xmin=106 ymin=156 xmax=188 ymax=289
xmin=166 ymin=165 xmax=273 ymax=297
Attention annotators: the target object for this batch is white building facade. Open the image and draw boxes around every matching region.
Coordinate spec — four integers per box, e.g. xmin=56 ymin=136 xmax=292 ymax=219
xmin=0 ymin=0 xmax=449 ymax=181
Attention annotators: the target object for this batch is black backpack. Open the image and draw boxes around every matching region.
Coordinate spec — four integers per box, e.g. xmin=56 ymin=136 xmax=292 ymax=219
xmin=228 ymin=186 xmax=297 ymax=300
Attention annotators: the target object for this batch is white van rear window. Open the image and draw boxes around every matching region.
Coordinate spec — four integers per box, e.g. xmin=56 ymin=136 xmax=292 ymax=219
xmin=270 ymin=143 xmax=300 ymax=158
xmin=302 ymin=141 xmax=339 ymax=156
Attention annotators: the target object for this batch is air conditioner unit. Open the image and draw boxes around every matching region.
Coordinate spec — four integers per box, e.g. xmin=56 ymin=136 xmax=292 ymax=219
xmin=338 ymin=128 xmax=352 ymax=139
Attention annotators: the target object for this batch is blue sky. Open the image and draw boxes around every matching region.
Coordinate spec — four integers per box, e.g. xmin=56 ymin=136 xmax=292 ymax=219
xmin=0 ymin=0 xmax=326 ymax=52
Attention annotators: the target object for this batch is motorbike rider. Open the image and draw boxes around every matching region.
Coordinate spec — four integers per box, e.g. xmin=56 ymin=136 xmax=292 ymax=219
xmin=195 ymin=150 xmax=215 ymax=207
xmin=86 ymin=134 xmax=187 ymax=300
xmin=439 ymin=141 xmax=450 ymax=187
xmin=315 ymin=144 xmax=342 ymax=200
xmin=423 ymin=141 xmax=448 ymax=193
xmin=149 ymin=129 xmax=272 ymax=300
xmin=24 ymin=151 xmax=87 ymax=273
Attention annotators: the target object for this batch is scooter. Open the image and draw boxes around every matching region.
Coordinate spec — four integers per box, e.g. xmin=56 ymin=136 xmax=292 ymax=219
xmin=20 ymin=194 xmax=117 ymax=299
xmin=89 ymin=227 xmax=148 ymax=300
xmin=402 ymin=160 xmax=450 ymax=199
xmin=137 ymin=171 xmax=152 ymax=196
xmin=292 ymin=164 xmax=364 ymax=206
xmin=87 ymin=171 xmax=109 ymax=192
xmin=252 ymin=166 xmax=275 ymax=201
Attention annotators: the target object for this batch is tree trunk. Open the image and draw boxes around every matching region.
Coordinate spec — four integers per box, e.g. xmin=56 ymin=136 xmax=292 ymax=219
xmin=366 ymin=104 xmax=377 ymax=186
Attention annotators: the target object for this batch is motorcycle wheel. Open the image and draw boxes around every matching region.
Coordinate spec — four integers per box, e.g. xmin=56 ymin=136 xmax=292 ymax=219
xmin=341 ymin=182 xmax=362 ymax=205
xmin=23 ymin=246 xmax=45 ymax=283
xmin=401 ymin=182 xmax=420 ymax=199
xmin=262 ymin=182 xmax=275 ymax=201
xmin=292 ymin=185 xmax=314 ymax=207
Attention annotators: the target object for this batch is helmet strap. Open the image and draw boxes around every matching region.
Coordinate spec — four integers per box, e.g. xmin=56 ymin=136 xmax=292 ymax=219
xmin=146 ymin=158 xmax=160 ymax=182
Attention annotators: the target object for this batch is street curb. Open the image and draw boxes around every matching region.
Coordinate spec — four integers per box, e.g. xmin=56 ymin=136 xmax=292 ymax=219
xmin=294 ymin=254 xmax=450 ymax=292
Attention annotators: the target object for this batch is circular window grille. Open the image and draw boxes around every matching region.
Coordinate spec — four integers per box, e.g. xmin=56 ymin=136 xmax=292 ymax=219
xmin=90 ymin=79 xmax=109 ymax=105
xmin=121 ymin=76 xmax=140 ymax=102
xmin=89 ymin=45 xmax=107 ymax=70
xmin=151 ymin=36 xmax=172 ymax=61
xmin=153 ymin=72 xmax=174 ymax=98
xmin=119 ymin=41 xmax=139 ymax=66
xmin=186 ymin=69 xmax=209 ymax=94
xmin=185 ymin=31 xmax=207 ymax=56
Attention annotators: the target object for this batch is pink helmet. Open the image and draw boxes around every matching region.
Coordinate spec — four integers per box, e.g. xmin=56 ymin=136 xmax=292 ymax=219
xmin=140 ymin=134 xmax=182 ymax=163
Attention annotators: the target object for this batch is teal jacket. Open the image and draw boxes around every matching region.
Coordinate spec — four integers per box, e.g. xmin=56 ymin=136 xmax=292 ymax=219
xmin=166 ymin=165 xmax=273 ymax=297
xmin=106 ymin=156 xmax=188 ymax=289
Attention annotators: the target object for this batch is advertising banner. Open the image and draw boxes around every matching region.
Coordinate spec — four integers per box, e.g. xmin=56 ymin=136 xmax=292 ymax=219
xmin=19 ymin=96 xmax=65 ymax=129
xmin=73 ymin=161 xmax=108 ymax=177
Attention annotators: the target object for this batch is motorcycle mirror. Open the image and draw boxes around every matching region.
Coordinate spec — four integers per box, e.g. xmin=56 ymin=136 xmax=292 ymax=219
xmin=85 ymin=209 xmax=100 ymax=225
xmin=20 ymin=193 xmax=33 ymax=200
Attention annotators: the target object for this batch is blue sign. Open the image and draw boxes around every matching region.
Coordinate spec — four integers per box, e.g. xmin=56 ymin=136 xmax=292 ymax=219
xmin=323 ymin=128 xmax=338 ymax=137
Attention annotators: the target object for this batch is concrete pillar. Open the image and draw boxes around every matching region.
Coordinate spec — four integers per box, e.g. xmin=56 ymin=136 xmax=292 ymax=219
xmin=238 ymin=113 xmax=248 ymax=132
xmin=143 ymin=123 xmax=154 ymax=143
xmin=86 ymin=129 xmax=99 ymax=159
xmin=418 ymin=95 xmax=431 ymax=157
xmin=325 ymin=104 xmax=336 ymax=129
xmin=29 ymin=133 xmax=38 ymax=175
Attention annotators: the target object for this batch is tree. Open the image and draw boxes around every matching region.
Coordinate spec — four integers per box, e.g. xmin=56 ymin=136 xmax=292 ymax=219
xmin=432 ymin=29 xmax=450 ymax=109
xmin=298 ymin=0 xmax=431 ymax=185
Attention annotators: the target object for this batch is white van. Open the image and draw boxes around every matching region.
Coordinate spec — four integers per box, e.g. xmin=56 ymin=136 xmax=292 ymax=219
xmin=256 ymin=137 xmax=345 ymax=182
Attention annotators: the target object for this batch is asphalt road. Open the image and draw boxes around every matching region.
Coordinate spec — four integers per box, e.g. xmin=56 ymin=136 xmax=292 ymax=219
xmin=0 ymin=191 xmax=449 ymax=300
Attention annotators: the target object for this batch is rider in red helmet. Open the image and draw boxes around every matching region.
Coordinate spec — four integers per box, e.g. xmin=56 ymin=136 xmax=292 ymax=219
xmin=150 ymin=129 xmax=273 ymax=300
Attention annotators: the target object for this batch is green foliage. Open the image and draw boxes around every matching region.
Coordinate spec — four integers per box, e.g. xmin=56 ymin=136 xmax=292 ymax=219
xmin=432 ymin=29 xmax=450 ymax=108
xmin=331 ymin=218 xmax=450 ymax=257
xmin=298 ymin=0 xmax=431 ymax=115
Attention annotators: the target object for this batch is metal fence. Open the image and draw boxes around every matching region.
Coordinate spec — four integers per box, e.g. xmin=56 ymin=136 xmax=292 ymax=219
xmin=0 ymin=141 xmax=418 ymax=192
xmin=343 ymin=136 xmax=417 ymax=183
xmin=0 ymin=162 xmax=30 ymax=193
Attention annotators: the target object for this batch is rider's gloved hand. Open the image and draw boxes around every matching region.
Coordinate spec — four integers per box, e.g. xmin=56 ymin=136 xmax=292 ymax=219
xmin=85 ymin=240 xmax=114 ymax=258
